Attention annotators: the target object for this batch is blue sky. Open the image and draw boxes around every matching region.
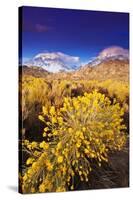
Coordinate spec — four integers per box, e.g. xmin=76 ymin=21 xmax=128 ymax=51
xmin=21 ymin=6 xmax=129 ymax=64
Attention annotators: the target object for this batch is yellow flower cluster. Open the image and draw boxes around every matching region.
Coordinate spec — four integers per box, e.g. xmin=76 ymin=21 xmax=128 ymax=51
xmin=22 ymin=91 xmax=127 ymax=194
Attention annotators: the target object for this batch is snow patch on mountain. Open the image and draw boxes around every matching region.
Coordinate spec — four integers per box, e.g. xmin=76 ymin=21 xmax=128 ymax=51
xmin=88 ymin=46 xmax=129 ymax=66
xmin=98 ymin=46 xmax=129 ymax=59
xmin=24 ymin=52 xmax=80 ymax=73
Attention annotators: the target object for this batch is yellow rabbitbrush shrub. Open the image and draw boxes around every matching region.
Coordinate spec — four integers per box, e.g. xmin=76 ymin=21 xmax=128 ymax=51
xmin=22 ymin=91 xmax=127 ymax=193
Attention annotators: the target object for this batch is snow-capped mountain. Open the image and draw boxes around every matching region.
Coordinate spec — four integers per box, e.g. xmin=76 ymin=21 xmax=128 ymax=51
xmin=87 ymin=46 xmax=129 ymax=67
xmin=23 ymin=47 xmax=129 ymax=73
xmin=24 ymin=52 xmax=80 ymax=73
xmin=74 ymin=46 xmax=129 ymax=81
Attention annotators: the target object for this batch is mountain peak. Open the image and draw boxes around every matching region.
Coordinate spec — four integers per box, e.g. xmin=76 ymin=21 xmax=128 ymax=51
xmin=98 ymin=46 xmax=129 ymax=59
xmin=87 ymin=46 xmax=129 ymax=67
xmin=24 ymin=52 xmax=80 ymax=73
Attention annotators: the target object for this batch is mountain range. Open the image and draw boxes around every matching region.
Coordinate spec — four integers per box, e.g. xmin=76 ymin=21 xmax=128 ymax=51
xmin=23 ymin=46 xmax=129 ymax=73
xmin=21 ymin=46 xmax=129 ymax=82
